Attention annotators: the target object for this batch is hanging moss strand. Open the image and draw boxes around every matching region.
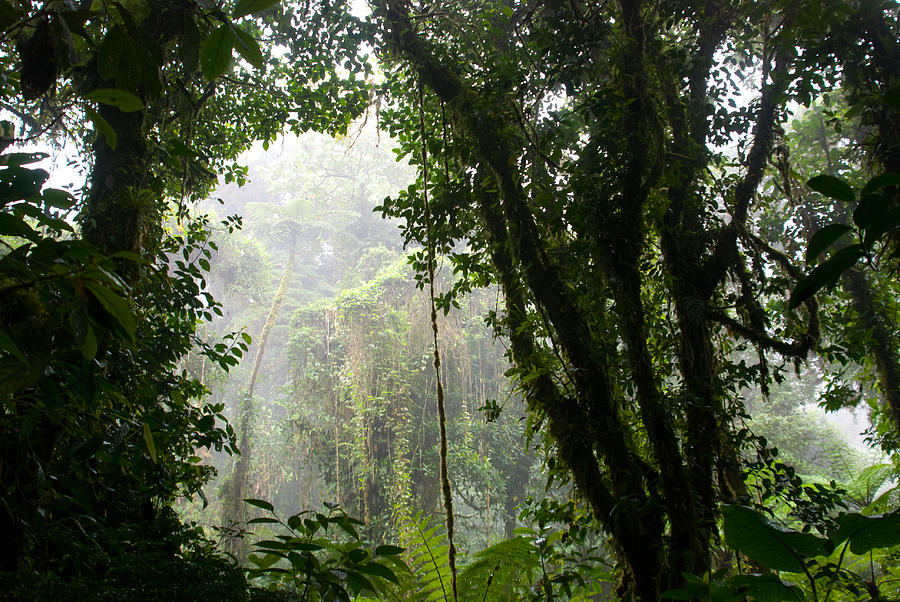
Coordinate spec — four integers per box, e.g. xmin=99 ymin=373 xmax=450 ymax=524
xmin=420 ymin=83 xmax=458 ymax=601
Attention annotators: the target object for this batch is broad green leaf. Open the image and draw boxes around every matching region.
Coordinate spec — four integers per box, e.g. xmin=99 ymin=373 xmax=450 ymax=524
xmin=0 ymin=152 xmax=47 ymax=166
xmin=233 ymin=25 xmax=264 ymax=68
xmin=829 ymin=512 xmax=900 ymax=555
xmin=248 ymin=552 xmax=280 ymax=569
xmin=244 ymin=497 xmax=274 ymax=512
xmin=861 ymin=172 xmax=900 ymax=195
xmin=41 ymin=188 xmax=76 ymax=209
xmin=727 ymin=574 xmax=803 ymax=602
xmin=722 ymin=505 xmax=828 ymax=572
xmin=84 ymin=88 xmax=144 ymax=112
xmin=247 ymin=517 xmax=281 ymax=525
xmin=789 ymin=245 xmax=864 ymax=309
xmin=0 ymin=328 xmax=27 ymax=363
xmin=287 ymin=541 xmax=323 ymax=552
xmin=200 ymin=25 xmax=235 ymax=81
xmin=853 ymin=192 xmax=892 ymax=230
xmin=84 ymin=281 xmax=137 ymax=342
xmin=254 ymin=539 xmax=292 ymax=550
xmin=345 ymin=570 xmax=374 ymax=594
xmin=805 ymin=223 xmax=850 ymax=263
xmin=142 ymin=422 xmax=157 ymax=463
xmin=233 ymin=0 xmax=280 ymax=19
xmin=81 ymin=325 xmax=97 ymax=360
xmin=375 ymin=544 xmax=404 ymax=556
xmin=0 ymin=165 xmax=50 ymax=203
xmin=807 ymin=174 xmax=855 ymax=203
xmin=863 ymin=207 xmax=900 ymax=249
xmin=0 ymin=212 xmax=39 ymax=241
xmin=85 ymin=107 xmax=117 ymax=150
xmin=357 ymin=561 xmax=399 ymax=583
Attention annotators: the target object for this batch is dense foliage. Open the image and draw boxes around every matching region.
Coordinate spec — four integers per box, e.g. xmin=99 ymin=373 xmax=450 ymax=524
xmin=1 ymin=0 xmax=899 ymax=600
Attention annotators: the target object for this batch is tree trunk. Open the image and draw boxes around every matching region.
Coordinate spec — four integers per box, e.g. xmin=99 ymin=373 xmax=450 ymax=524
xmin=223 ymin=244 xmax=295 ymax=558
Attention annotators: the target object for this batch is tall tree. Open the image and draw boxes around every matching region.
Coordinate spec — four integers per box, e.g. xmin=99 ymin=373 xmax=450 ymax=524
xmin=370 ymin=0 xmax=887 ymax=597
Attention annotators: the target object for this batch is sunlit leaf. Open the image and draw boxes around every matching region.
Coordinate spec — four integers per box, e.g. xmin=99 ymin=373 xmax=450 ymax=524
xmin=142 ymin=422 xmax=157 ymax=463
xmin=84 ymin=280 xmax=137 ymax=342
xmin=829 ymin=512 xmax=900 ymax=555
xmin=85 ymin=107 xmax=117 ymax=150
xmin=84 ymin=88 xmax=144 ymax=112
xmin=722 ymin=505 xmax=828 ymax=572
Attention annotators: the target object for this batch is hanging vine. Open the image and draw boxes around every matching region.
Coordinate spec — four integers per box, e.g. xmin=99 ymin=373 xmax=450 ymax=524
xmin=419 ymin=83 xmax=458 ymax=600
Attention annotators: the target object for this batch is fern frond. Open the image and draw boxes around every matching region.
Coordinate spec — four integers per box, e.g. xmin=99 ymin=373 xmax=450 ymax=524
xmin=400 ymin=511 xmax=453 ymax=601
xmin=458 ymin=537 xmax=539 ymax=602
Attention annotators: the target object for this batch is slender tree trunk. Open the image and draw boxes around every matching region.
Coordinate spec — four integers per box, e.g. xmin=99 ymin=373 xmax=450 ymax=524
xmin=223 ymin=244 xmax=295 ymax=558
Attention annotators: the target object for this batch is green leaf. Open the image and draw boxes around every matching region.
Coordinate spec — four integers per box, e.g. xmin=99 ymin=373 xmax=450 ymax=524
xmin=807 ymin=174 xmax=855 ymax=203
xmin=863 ymin=207 xmax=900 ymax=249
xmin=0 ymin=0 xmax=22 ymax=32
xmin=345 ymin=570 xmax=374 ymax=594
xmin=247 ymin=517 xmax=282 ymax=525
xmin=805 ymin=224 xmax=851 ymax=263
xmin=287 ymin=541 xmax=323 ymax=552
xmin=0 ymin=152 xmax=47 ymax=166
xmin=861 ymin=172 xmax=900 ymax=196
xmin=84 ymin=88 xmax=144 ymax=112
xmin=84 ymin=281 xmax=137 ymax=342
xmin=727 ymin=574 xmax=803 ymax=602
xmin=789 ymin=245 xmax=864 ymax=309
xmin=0 ymin=328 xmax=27 ymax=363
xmin=200 ymin=25 xmax=235 ymax=81
xmin=829 ymin=512 xmax=900 ymax=555
xmin=233 ymin=26 xmax=264 ymax=68
xmin=375 ymin=544 xmax=404 ymax=556
xmin=142 ymin=422 xmax=157 ymax=463
xmin=357 ymin=561 xmax=399 ymax=584
xmin=0 ymin=212 xmax=39 ymax=241
xmin=233 ymin=0 xmax=280 ymax=19
xmin=248 ymin=552 xmax=280 ymax=569
xmin=81 ymin=325 xmax=97 ymax=360
xmin=722 ymin=505 xmax=828 ymax=572
xmin=85 ymin=107 xmax=117 ymax=151
xmin=244 ymin=498 xmax=274 ymax=512
xmin=41 ymin=188 xmax=76 ymax=210
xmin=853 ymin=192 xmax=892 ymax=230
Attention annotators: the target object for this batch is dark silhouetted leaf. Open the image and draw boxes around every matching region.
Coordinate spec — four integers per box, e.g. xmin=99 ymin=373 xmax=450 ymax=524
xmin=808 ymin=174 xmax=854 ymax=203
xmin=233 ymin=0 xmax=280 ymax=19
xmin=244 ymin=498 xmax=274 ymax=512
xmin=200 ymin=25 xmax=234 ymax=81
xmin=806 ymin=224 xmax=851 ymax=263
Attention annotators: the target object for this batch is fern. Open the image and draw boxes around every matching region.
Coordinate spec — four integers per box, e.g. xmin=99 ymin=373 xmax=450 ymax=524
xmin=400 ymin=511 xmax=453 ymax=601
xmin=458 ymin=537 xmax=540 ymax=602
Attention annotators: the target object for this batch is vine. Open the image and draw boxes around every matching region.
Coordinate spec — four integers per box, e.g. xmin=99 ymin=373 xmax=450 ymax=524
xmin=419 ymin=82 xmax=458 ymax=600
